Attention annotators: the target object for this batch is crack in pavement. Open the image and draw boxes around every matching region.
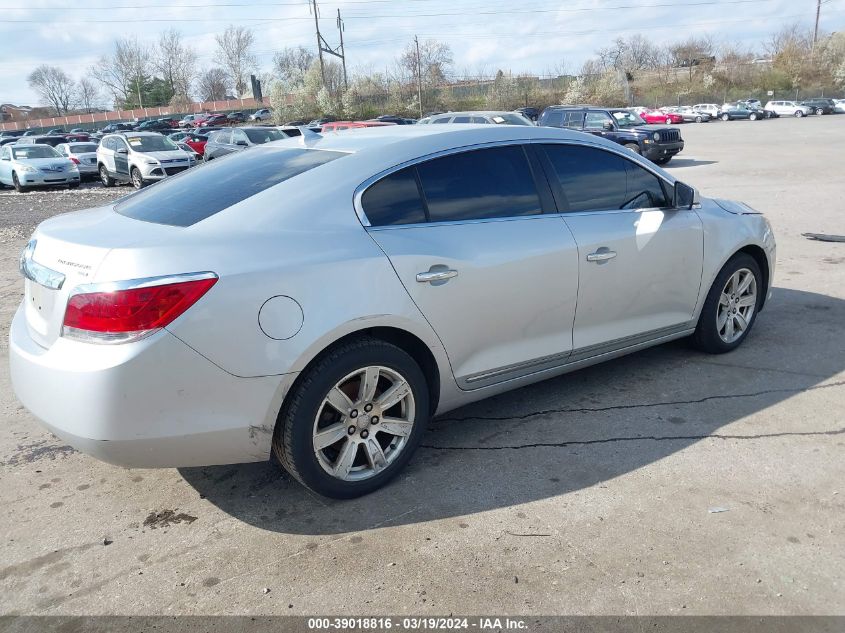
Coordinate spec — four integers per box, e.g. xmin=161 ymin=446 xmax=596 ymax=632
xmin=422 ymin=427 xmax=845 ymax=451
xmin=434 ymin=380 xmax=845 ymax=424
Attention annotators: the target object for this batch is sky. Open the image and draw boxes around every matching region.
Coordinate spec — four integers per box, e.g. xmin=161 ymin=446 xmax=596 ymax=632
xmin=1 ymin=0 xmax=843 ymax=107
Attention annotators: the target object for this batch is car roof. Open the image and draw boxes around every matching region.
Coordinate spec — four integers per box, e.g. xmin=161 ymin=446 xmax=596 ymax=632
xmin=432 ymin=110 xmax=524 ymax=117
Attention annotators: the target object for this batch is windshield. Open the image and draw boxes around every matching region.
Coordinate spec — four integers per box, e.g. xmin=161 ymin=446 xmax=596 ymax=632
xmin=490 ymin=113 xmax=533 ymax=125
xmin=125 ymin=135 xmax=178 ymax=152
xmin=69 ymin=144 xmax=98 ymax=154
xmin=611 ymin=111 xmax=645 ymax=127
xmin=12 ymin=145 xmax=60 ymax=159
xmin=244 ymin=128 xmax=287 ymax=144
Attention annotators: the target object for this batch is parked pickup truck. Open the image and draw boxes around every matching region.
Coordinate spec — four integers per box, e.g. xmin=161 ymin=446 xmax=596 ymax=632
xmin=539 ymin=106 xmax=684 ymax=165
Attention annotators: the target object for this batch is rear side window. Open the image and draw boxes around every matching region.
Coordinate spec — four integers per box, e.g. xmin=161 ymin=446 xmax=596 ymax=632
xmin=361 ymin=167 xmax=427 ymax=226
xmin=115 ymin=148 xmax=345 ymax=227
xmin=417 ymin=146 xmax=541 ymax=222
xmin=542 ymin=144 xmax=669 ymax=211
xmin=541 ymin=110 xmax=563 ymax=127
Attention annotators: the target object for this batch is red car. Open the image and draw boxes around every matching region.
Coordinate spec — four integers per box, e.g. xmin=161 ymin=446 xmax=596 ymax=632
xmin=201 ymin=113 xmax=231 ymax=126
xmin=636 ymin=109 xmax=684 ymax=124
xmin=182 ymin=133 xmax=209 ymax=156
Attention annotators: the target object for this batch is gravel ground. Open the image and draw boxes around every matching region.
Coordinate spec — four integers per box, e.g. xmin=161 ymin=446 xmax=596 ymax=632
xmin=0 ymin=116 xmax=843 ymax=619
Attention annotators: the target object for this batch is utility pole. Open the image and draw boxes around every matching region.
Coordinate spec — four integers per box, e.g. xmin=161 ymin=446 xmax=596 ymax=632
xmin=337 ymin=9 xmax=348 ymax=90
xmin=415 ymin=35 xmax=423 ymax=117
xmin=311 ymin=0 xmax=349 ymax=91
xmin=813 ymin=0 xmax=821 ymax=50
xmin=311 ymin=0 xmax=326 ymax=88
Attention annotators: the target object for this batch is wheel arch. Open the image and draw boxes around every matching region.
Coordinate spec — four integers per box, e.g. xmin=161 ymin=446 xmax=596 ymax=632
xmin=736 ymin=244 xmax=770 ymax=311
xmin=281 ymin=326 xmax=442 ymax=419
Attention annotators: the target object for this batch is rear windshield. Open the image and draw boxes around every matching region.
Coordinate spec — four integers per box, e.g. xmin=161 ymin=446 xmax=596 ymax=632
xmin=244 ymin=128 xmax=287 ymax=143
xmin=69 ymin=143 xmax=98 ymax=153
xmin=115 ymin=147 xmax=346 ymax=227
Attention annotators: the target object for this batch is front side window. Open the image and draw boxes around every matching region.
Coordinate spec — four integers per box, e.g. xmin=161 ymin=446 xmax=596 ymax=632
xmin=542 ymin=110 xmax=564 ymax=127
xmin=563 ymin=111 xmax=585 ymax=129
xmin=584 ymin=112 xmax=613 ymax=130
xmin=542 ymin=144 xmax=669 ymax=212
xmin=244 ymin=128 xmax=286 ymax=144
xmin=417 ymin=145 xmax=541 ymax=222
xmin=116 ymin=148 xmax=346 ymax=227
xmin=231 ymin=129 xmax=248 ymax=144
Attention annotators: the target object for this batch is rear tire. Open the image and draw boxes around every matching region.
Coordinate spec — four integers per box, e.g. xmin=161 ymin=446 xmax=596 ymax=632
xmin=749 ymin=113 xmax=758 ymax=121
xmin=691 ymin=253 xmax=763 ymax=354
xmin=816 ymin=108 xmax=824 ymax=115
xmin=273 ymin=337 xmax=430 ymax=499
xmin=624 ymin=143 xmax=641 ymax=155
xmin=12 ymin=172 xmax=27 ymax=193
xmin=695 ymin=116 xmax=703 ymax=123
xmin=99 ymin=165 xmax=114 ymax=187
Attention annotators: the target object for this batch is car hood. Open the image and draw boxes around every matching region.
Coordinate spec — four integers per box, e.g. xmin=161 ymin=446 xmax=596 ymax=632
xmin=144 ymin=150 xmax=191 ymax=161
xmin=629 ymin=125 xmax=675 ymax=134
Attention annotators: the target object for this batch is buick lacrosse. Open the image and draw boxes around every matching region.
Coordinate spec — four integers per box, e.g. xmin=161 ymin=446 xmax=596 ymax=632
xmin=10 ymin=125 xmax=775 ymax=498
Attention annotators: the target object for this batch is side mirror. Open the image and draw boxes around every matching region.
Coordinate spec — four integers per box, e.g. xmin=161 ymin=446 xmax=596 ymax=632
xmin=235 ymin=140 xmax=248 ymax=147
xmin=602 ymin=120 xmax=614 ymax=131
xmin=674 ymin=181 xmax=697 ymax=209
xmin=116 ymin=148 xmax=128 ymax=155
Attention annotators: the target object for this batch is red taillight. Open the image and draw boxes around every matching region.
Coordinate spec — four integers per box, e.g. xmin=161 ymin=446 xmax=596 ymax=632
xmin=63 ymin=276 xmax=217 ymax=343
xmin=70 ymin=157 xmax=80 ymax=164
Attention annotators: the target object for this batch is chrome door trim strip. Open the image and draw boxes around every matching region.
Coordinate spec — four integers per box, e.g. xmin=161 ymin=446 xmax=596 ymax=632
xmin=459 ymin=322 xmax=695 ymax=390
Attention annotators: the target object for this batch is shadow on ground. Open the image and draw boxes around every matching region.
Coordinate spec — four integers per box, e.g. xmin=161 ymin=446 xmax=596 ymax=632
xmin=664 ymin=158 xmax=718 ymax=168
xmin=180 ymin=287 xmax=845 ymax=534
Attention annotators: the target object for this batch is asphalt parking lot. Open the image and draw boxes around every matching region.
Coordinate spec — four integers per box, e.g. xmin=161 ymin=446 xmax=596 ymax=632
xmin=1 ymin=116 xmax=843 ymax=617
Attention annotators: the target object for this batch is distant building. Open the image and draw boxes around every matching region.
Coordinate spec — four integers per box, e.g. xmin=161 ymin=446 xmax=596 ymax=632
xmin=0 ymin=104 xmax=33 ymax=122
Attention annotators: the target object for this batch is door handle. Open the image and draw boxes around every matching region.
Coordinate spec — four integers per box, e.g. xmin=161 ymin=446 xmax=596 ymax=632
xmin=416 ymin=269 xmax=458 ymax=283
xmin=586 ymin=250 xmax=617 ymax=263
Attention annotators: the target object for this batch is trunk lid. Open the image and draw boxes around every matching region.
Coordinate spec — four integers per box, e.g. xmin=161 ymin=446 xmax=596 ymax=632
xmin=22 ymin=205 xmax=179 ymax=349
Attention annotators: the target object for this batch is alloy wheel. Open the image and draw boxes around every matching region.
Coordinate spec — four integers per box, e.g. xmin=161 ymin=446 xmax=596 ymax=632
xmin=312 ymin=365 xmax=416 ymax=482
xmin=717 ymin=268 xmax=757 ymax=344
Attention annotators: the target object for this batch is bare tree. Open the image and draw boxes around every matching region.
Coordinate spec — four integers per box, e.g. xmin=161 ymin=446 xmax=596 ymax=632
xmin=273 ymin=46 xmax=315 ymax=89
xmin=28 ymin=65 xmax=76 ymax=115
xmin=77 ymin=77 xmax=102 ymax=113
xmin=215 ymin=25 xmax=257 ymax=97
xmin=399 ymin=38 xmax=453 ymax=87
xmin=90 ymin=37 xmax=151 ymax=108
xmin=197 ymin=68 xmax=230 ymax=101
xmin=153 ymin=29 xmax=197 ymax=101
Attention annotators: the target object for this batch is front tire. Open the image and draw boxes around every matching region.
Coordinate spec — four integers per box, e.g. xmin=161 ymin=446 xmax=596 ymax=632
xmin=691 ymin=253 xmax=763 ymax=354
xmin=695 ymin=116 xmax=703 ymax=123
xmin=794 ymin=110 xmax=804 ymax=118
xmin=624 ymin=143 xmax=641 ymax=155
xmin=273 ymin=337 xmax=430 ymax=499
xmin=721 ymin=113 xmax=731 ymax=121
xmin=130 ymin=167 xmax=145 ymax=190
xmin=12 ymin=172 xmax=27 ymax=193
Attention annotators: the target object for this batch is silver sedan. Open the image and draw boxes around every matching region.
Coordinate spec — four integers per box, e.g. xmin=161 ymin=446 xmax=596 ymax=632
xmin=10 ymin=125 xmax=776 ymax=498
xmin=56 ymin=142 xmax=100 ymax=179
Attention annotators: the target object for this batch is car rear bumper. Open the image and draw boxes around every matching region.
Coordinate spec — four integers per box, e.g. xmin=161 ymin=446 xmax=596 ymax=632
xmin=643 ymin=141 xmax=683 ymax=161
xmin=9 ymin=304 xmax=290 ymax=468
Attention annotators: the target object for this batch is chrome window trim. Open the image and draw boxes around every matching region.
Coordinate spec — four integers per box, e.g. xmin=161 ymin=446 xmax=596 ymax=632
xmin=354 ymin=137 xmax=679 ymax=229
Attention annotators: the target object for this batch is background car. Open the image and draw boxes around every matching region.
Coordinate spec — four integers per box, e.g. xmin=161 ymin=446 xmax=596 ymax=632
xmin=46 ymin=128 xmax=65 ymax=135
xmin=765 ymin=100 xmax=812 ymax=117
xmin=14 ymin=135 xmax=68 ymax=147
xmin=179 ymin=114 xmax=202 ymax=128
xmin=203 ymin=126 xmax=290 ymax=160
xmin=423 ymin=111 xmax=534 ymax=125
xmin=667 ymin=106 xmax=710 ymax=123
xmin=200 ymin=113 xmax=231 ymax=126
xmin=321 ymin=121 xmax=396 ymax=132
xmin=719 ymin=103 xmax=762 ymax=121
xmin=539 ymin=105 xmax=684 ymax=164
xmin=176 ymin=141 xmax=202 ymax=161
xmin=249 ymin=108 xmax=273 ymax=122
xmin=0 ymin=142 xmax=79 ymax=192
xmin=372 ymin=115 xmax=414 ymax=125
xmin=834 ymin=99 xmax=845 ymax=114
xmin=636 ymin=109 xmax=684 ymax=124
xmin=133 ymin=119 xmax=172 ymax=132
xmin=227 ymin=111 xmax=247 ymax=123
xmin=181 ymin=133 xmax=210 ymax=157
xmin=100 ymin=123 xmax=134 ymax=134
xmin=692 ymin=103 xmax=722 ymax=119
xmin=97 ymin=131 xmax=195 ymax=189
xmin=55 ymin=141 xmax=100 ymax=180
xmin=800 ymin=98 xmax=836 ymax=115
xmin=192 ymin=125 xmax=225 ymax=136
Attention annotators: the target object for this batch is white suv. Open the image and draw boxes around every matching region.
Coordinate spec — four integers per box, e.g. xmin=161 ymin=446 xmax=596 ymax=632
xmin=764 ymin=100 xmax=812 ymax=118
xmin=97 ymin=132 xmax=195 ymax=189
xmin=692 ymin=103 xmax=722 ymax=118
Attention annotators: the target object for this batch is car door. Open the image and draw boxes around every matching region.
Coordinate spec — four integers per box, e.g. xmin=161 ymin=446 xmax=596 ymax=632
xmin=0 ymin=145 xmax=11 ymax=183
xmin=537 ymin=142 xmax=704 ymax=352
xmin=361 ymin=144 xmax=580 ymax=389
xmin=583 ymin=111 xmax=614 ymax=138
xmin=112 ymin=137 xmax=130 ymax=178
